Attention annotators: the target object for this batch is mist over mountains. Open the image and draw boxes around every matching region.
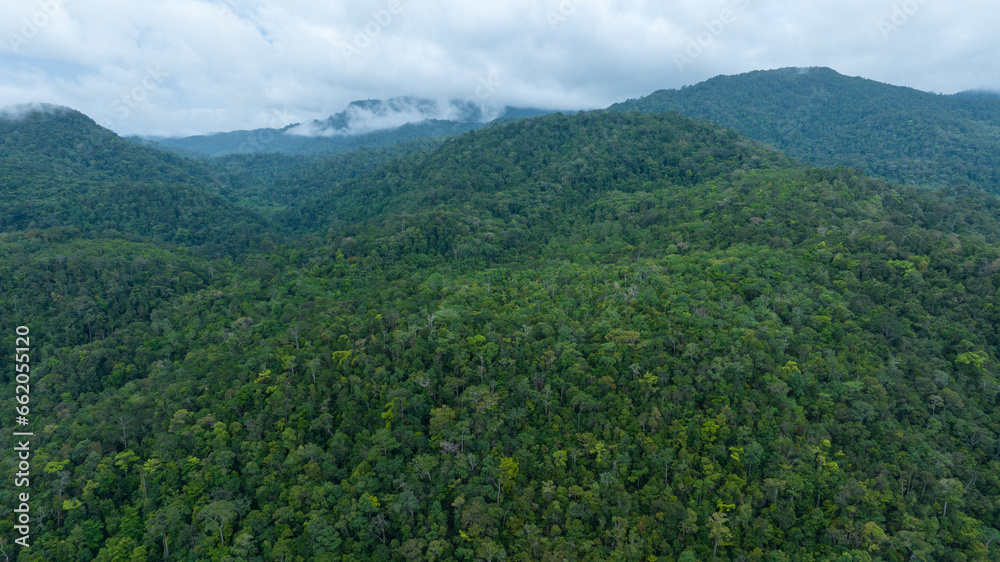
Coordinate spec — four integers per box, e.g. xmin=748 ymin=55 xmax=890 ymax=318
xmin=952 ymin=89 xmax=1000 ymax=100
xmin=0 ymin=102 xmax=78 ymax=121
xmin=143 ymin=97 xmax=553 ymax=157
xmin=285 ymin=97 xmax=503 ymax=137
xmin=8 ymin=67 xmax=1000 ymax=192
xmin=115 ymin=67 xmax=1000 ymax=196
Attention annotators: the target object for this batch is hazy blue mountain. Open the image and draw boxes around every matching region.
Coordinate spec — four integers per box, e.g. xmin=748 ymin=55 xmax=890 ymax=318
xmin=145 ymin=98 xmax=554 ymax=157
xmin=609 ymin=67 xmax=1000 ymax=192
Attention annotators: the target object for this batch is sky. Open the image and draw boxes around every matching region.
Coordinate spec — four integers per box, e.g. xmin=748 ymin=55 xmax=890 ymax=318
xmin=1 ymin=0 xmax=997 ymax=137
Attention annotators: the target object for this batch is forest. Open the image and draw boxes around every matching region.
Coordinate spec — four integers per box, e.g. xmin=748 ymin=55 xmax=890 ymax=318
xmin=1 ymin=102 xmax=1000 ymax=561
xmin=610 ymin=67 xmax=1000 ymax=193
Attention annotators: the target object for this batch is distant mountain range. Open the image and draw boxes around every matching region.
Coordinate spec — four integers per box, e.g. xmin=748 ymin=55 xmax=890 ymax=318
xmin=8 ymin=67 xmax=1000 ymax=195
xmin=609 ymin=67 xmax=1000 ymax=191
xmin=139 ymin=68 xmax=1000 ymax=194
xmin=144 ymin=98 xmax=554 ymax=157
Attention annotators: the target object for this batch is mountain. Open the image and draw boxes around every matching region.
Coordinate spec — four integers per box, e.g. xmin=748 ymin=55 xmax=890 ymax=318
xmin=609 ymin=67 xmax=1000 ymax=192
xmin=147 ymin=98 xmax=554 ymax=157
xmin=278 ymin=110 xmax=793 ymax=234
xmin=0 ymin=105 xmax=276 ymax=256
xmin=6 ymin=107 xmax=1000 ymax=560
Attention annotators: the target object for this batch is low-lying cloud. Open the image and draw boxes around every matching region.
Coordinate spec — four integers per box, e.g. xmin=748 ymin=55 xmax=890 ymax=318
xmin=0 ymin=102 xmax=72 ymax=120
xmin=285 ymin=97 xmax=503 ymax=137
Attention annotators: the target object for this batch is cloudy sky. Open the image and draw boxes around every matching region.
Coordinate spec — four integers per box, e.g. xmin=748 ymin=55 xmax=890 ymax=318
xmin=1 ymin=0 xmax=997 ymax=136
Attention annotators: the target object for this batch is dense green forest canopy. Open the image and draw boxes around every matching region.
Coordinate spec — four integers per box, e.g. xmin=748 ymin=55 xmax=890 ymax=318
xmin=609 ymin=67 xmax=1000 ymax=194
xmin=2 ymin=106 xmax=1000 ymax=561
xmin=0 ymin=108 xmax=277 ymax=258
xmin=208 ymin=138 xmax=448 ymax=214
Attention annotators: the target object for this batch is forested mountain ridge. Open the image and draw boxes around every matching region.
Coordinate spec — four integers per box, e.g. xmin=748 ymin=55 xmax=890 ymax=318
xmin=277 ymin=111 xmax=794 ymax=235
xmin=609 ymin=67 xmax=1000 ymax=192
xmin=2 ymin=106 xmax=214 ymax=185
xmin=2 ymin=107 xmax=1000 ymax=560
xmin=0 ymin=106 xmax=278 ymax=257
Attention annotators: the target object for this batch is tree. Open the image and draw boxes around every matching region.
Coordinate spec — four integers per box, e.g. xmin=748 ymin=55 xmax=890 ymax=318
xmin=490 ymin=454 xmax=520 ymax=506
xmin=198 ymin=500 xmax=236 ymax=547
xmin=708 ymin=511 xmax=734 ymax=558
xmin=570 ymin=392 xmax=598 ymax=430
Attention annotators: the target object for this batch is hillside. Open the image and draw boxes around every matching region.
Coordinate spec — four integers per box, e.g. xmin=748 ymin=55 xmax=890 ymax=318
xmin=0 ymin=106 xmax=276 ymax=257
xmin=3 ymin=109 xmax=1000 ymax=560
xmin=277 ymin=111 xmax=792 ymax=234
xmin=609 ymin=67 xmax=1000 ymax=192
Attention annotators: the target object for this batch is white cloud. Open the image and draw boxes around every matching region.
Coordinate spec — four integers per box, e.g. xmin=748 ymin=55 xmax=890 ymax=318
xmin=0 ymin=0 xmax=997 ymax=135
xmin=285 ymin=98 xmax=496 ymax=137
xmin=0 ymin=101 xmax=71 ymax=120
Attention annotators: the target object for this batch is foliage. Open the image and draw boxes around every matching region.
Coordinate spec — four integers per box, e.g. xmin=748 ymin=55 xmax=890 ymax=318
xmin=2 ymin=106 xmax=1000 ymax=561
xmin=610 ymin=66 xmax=1000 ymax=193
xmin=0 ymin=108 xmax=276 ymax=258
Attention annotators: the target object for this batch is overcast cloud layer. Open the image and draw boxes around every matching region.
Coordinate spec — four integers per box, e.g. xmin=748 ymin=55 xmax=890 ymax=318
xmin=1 ymin=0 xmax=997 ymax=136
